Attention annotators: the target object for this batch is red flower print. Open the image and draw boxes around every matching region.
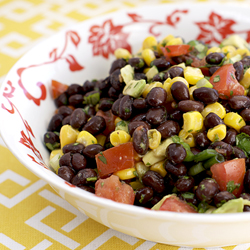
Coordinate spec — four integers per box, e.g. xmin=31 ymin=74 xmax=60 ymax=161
xmin=196 ymin=12 xmax=236 ymax=44
xmin=88 ymin=19 xmax=131 ymax=59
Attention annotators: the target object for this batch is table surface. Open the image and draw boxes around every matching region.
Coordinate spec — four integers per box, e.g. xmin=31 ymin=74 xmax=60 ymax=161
xmin=1 ymin=0 xmax=250 ymax=249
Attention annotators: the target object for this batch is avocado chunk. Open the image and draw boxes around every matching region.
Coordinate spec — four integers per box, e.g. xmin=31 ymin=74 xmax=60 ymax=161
xmin=120 ymin=64 xmax=134 ymax=84
xmin=212 ymin=198 xmax=250 ymax=213
xmin=221 ymin=34 xmax=249 ymax=50
xmin=123 ymin=79 xmax=146 ymax=98
xmin=146 ymin=65 xmax=159 ymax=81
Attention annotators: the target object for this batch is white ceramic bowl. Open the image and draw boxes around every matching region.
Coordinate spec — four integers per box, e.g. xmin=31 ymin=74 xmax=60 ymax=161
xmin=2 ymin=2 xmax=250 ymax=248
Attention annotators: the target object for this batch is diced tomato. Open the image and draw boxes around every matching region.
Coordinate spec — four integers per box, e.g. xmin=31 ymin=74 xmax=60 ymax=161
xmin=211 ymin=158 xmax=246 ymax=197
xmin=95 ymin=142 xmax=134 ymax=178
xmin=95 ymin=175 xmax=135 ymax=205
xmin=162 ymin=44 xmax=191 ymax=57
xmin=191 ymin=57 xmax=210 ymax=76
xmin=51 ymin=80 xmax=68 ymax=99
xmin=159 ymin=195 xmax=197 ymax=213
xmin=96 ymin=110 xmax=117 ymax=136
xmin=209 ymin=64 xmax=245 ymax=99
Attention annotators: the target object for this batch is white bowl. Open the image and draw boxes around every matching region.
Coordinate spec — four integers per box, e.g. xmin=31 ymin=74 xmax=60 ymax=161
xmin=1 ymin=2 xmax=250 ymax=248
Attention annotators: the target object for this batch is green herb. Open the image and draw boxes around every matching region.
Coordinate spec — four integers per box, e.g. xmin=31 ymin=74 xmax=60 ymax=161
xmin=152 ymin=45 xmax=157 ymax=51
xmin=188 ymin=129 xmax=193 ymax=133
xmin=227 ymin=180 xmax=240 ymax=193
xmin=133 ymin=171 xmax=139 ymax=177
xmin=166 ymin=47 xmax=171 ymax=53
xmin=124 ymin=108 xmax=130 ymax=113
xmin=239 ymin=118 xmax=243 ymax=123
xmin=230 ymin=90 xmax=233 ymax=96
xmin=213 ymin=75 xmax=220 ymax=83
xmin=139 ymin=194 xmax=146 ymax=203
xmin=214 ymin=134 xmax=219 ymax=141
xmin=101 ymin=182 xmax=104 ymax=187
xmin=186 ymin=58 xmax=193 ymax=65
xmin=236 ymin=132 xmax=250 ymax=156
xmin=231 ymin=73 xmax=235 ymax=80
xmin=98 ymin=152 xmax=107 ymax=164
xmin=146 ymin=162 xmax=151 ymax=166
xmin=86 ymin=177 xmax=98 ymax=182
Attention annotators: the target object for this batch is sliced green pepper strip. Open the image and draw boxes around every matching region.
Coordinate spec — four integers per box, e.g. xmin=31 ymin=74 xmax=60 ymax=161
xmin=188 ymin=162 xmax=205 ymax=176
xmin=193 ymin=149 xmax=218 ymax=162
xmin=203 ymin=153 xmax=225 ymax=169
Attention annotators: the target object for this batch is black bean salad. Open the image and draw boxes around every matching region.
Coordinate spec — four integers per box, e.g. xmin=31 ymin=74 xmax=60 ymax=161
xmin=44 ymin=34 xmax=250 ymax=213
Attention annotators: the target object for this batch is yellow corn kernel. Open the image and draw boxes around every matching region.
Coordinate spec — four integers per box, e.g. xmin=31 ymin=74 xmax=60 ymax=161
xmin=113 ymin=167 xmax=136 ymax=180
xmin=148 ymin=129 xmax=161 ymax=150
xmin=183 ymin=111 xmax=203 ymax=133
xmin=110 ymin=130 xmax=131 ymax=146
xmin=49 ymin=149 xmax=63 ymax=161
xmin=167 ymin=37 xmax=183 ymax=45
xmin=76 ymin=131 xmax=97 ymax=146
xmin=157 ymin=34 xmax=175 ymax=54
xmin=142 ymin=81 xmax=163 ymax=98
xmin=60 ymin=125 xmax=79 ymax=149
xmin=129 ymin=180 xmax=144 ymax=190
xmin=143 ymin=67 xmax=150 ymax=74
xmin=142 ymin=48 xmax=156 ymax=66
xmin=95 ymin=104 xmax=99 ymax=112
xmin=207 ymin=124 xmax=227 ymax=142
xmin=240 ymin=68 xmax=250 ymax=89
xmin=223 ymin=112 xmax=246 ymax=132
xmin=114 ymin=48 xmax=132 ymax=59
xmin=206 ymin=47 xmax=221 ymax=55
xmin=115 ymin=117 xmax=122 ymax=126
xmin=142 ymin=36 xmax=158 ymax=51
xmin=201 ymin=102 xmax=226 ymax=119
xmin=221 ymin=45 xmax=236 ymax=55
xmin=150 ymin=160 xmax=167 ymax=177
xmin=163 ymin=78 xmax=174 ymax=102
xmin=189 ymin=85 xmax=198 ymax=100
xmin=96 ymin=134 xmax=106 ymax=147
xmin=179 ymin=129 xmax=196 ymax=147
xmin=184 ymin=66 xmax=204 ymax=85
xmin=236 ymin=48 xmax=250 ymax=57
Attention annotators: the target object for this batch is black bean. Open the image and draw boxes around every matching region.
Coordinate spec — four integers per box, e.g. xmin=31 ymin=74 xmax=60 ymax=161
xmin=55 ymin=93 xmax=68 ymax=107
xmin=164 ymin=161 xmax=187 ymax=177
xmin=98 ymin=98 xmax=114 ymax=111
xmin=68 ymin=94 xmax=84 ymax=107
xmin=150 ymin=57 xmax=170 ymax=71
xmin=157 ymin=120 xmax=180 ymax=139
xmin=228 ymin=95 xmax=250 ymax=110
xmin=71 ymin=168 xmax=97 ymax=186
xmin=134 ymin=72 xmax=147 ymax=81
xmin=108 ymin=86 xmax=120 ymax=99
xmin=166 ymin=143 xmax=186 ymax=164
xmin=240 ymin=109 xmax=250 ymax=123
xmin=82 ymin=80 xmax=96 ymax=93
xmin=62 ymin=115 xmax=71 ymax=126
xmin=240 ymin=125 xmax=250 ymax=136
xmin=178 ymin=193 xmax=198 ymax=206
xmin=191 ymin=147 xmax=201 ymax=155
xmin=244 ymin=170 xmax=250 ymax=194
xmin=241 ymin=56 xmax=250 ymax=69
xmin=146 ymin=87 xmax=167 ymax=107
xmin=98 ymin=77 xmax=111 ymax=92
xmin=67 ymin=83 xmax=83 ymax=96
xmin=135 ymin=187 xmax=154 ymax=205
xmin=70 ymin=108 xmax=88 ymax=129
xmin=195 ymin=131 xmax=210 ymax=149
xmin=62 ymin=143 xmax=85 ymax=154
xmin=71 ymin=153 xmax=87 ymax=171
xmin=223 ymin=128 xmax=238 ymax=145
xmin=109 ymin=58 xmax=127 ymax=74
xmin=178 ymin=100 xmax=204 ymax=113
xmin=169 ymin=110 xmax=183 ymax=122
xmin=43 ymin=132 xmax=60 ymax=151
xmin=204 ymin=112 xmax=224 ymax=129
xmin=59 ymin=153 xmax=72 ymax=167
xmin=128 ymin=121 xmax=150 ymax=136
xmin=240 ymin=193 xmax=250 ymax=212
xmin=205 ymin=52 xmax=225 ymax=65
xmin=209 ymin=141 xmax=233 ymax=158
xmin=214 ymin=191 xmax=235 ymax=207
xmin=128 ymin=57 xmax=145 ymax=70
xmin=83 ymin=116 xmax=106 ymax=135
xmin=168 ymin=66 xmax=184 ymax=78
xmin=110 ymin=69 xmax=125 ymax=91
xmin=111 ymin=98 xmax=121 ymax=116
xmin=171 ymin=81 xmax=190 ymax=101
xmin=193 ymin=87 xmax=219 ymax=104
xmin=133 ymin=98 xmax=147 ymax=110
xmin=83 ymin=144 xmax=104 ymax=159
xmin=233 ymin=61 xmax=244 ymax=82
xmin=142 ymin=170 xmax=165 ymax=193
xmin=47 ymin=114 xmax=63 ymax=132
xmin=58 ymin=166 xmax=75 ymax=182
xmin=176 ymin=176 xmax=195 ymax=192
xmin=146 ymin=106 xmax=167 ymax=126
xmin=131 ymin=112 xmax=147 ymax=122
xmin=57 ymin=106 xmax=73 ymax=118
xmin=84 ymin=105 xmax=96 ymax=117
xmin=195 ymin=178 xmax=219 ymax=203
xmin=78 ymin=185 xmax=95 ymax=193
xmin=152 ymin=72 xmax=167 ymax=82
xmin=233 ymin=146 xmax=247 ymax=159
xmin=119 ymin=95 xmax=133 ymax=120
xmin=133 ymin=125 xmax=149 ymax=155
xmin=209 ymin=66 xmax=220 ymax=76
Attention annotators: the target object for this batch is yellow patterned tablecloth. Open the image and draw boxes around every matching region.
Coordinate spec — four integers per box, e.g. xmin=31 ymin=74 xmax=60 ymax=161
xmin=1 ymin=0 xmax=250 ymax=249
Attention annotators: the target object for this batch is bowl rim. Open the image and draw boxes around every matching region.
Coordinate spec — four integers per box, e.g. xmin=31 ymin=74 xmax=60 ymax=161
xmin=1 ymin=1 xmax=250 ymax=224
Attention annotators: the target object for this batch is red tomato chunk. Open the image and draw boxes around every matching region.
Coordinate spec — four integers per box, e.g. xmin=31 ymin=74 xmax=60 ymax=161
xmin=95 ymin=175 xmax=135 ymax=205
